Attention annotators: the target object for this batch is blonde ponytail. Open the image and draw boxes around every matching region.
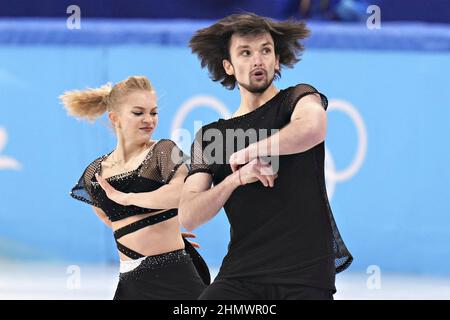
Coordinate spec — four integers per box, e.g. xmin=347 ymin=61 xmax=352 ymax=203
xmin=60 ymin=76 xmax=153 ymax=122
xmin=59 ymin=83 xmax=112 ymax=121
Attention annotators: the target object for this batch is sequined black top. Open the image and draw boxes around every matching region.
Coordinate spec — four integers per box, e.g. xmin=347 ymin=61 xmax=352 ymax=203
xmin=71 ymin=139 xmax=188 ymax=222
xmin=185 ymin=84 xmax=353 ymax=291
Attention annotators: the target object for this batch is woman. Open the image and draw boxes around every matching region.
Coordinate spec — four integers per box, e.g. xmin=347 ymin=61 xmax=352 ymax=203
xmin=61 ymin=75 xmax=209 ymax=299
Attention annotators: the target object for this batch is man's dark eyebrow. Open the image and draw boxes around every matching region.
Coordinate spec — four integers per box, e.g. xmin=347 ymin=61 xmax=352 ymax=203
xmin=236 ymin=45 xmax=251 ymax=50
xmin=261 ymin=42 xmax=274 ymax=47
xmin=236 ymin=42 xmax=273 ymax=50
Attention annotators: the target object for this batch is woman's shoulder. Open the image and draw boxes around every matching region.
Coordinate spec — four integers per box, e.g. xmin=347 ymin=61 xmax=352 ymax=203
xmin=81 ymin=154 xmax=106 ymax=178
xmin=153 ymin=138 xmax=180 ymax=151
xmin=151 ymin=139 xmax=188 ymax=163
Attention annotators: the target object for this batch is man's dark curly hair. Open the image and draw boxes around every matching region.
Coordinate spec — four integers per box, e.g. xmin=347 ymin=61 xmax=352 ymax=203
xmin=189 ymin=13 xmax=310 ymax=90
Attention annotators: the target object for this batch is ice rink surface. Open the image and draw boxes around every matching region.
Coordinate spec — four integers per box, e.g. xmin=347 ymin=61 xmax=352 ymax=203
xmin=0 ymin=263 xmax=449 ymax=300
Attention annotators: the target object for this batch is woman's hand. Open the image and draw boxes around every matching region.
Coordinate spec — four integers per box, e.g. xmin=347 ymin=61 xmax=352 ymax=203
xmin=95 ymin=173 xmax=133 ymax=206
xmin=181 ymin=232 xmax=200 ymax=249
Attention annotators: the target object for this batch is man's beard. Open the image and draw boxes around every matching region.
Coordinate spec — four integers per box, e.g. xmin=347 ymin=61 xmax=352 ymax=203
xmin=238 ymin=73 xmax=275 ymax=94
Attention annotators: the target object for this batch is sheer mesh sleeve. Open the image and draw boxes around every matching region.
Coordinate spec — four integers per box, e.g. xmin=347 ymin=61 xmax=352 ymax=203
xmin=285 ymin=83 xmax=328 ymax=117
xmin=155 ymin=139 xmax=189 ymax=184
xmin=70 ymin=158 xmax=102 ymax=208
xmin=184 ymin=126 xmax=215 ymax=182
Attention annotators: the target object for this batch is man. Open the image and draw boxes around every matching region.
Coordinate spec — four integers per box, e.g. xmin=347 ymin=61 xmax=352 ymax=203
xmin=179 ymin=13 xmax=352 ymax=300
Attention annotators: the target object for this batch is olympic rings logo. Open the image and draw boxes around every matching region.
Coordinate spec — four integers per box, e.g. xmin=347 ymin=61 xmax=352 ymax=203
xmin=171 ymin=96 xmax=367 ymax=200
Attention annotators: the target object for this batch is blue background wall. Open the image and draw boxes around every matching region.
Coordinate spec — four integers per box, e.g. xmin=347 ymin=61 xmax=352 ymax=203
xmin=0 ymin=19 xmax=449 ymax=276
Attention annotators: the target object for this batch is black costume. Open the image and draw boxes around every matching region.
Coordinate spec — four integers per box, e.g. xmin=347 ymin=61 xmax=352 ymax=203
xmin=71 ymin=139 xmax=210 ymax=300
xmin=185 ymin=84 xmax=353 ymax=300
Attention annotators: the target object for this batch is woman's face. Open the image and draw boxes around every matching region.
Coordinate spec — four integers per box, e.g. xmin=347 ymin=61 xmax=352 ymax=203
xmin=110 ymin=90 xmax=158 ymax=144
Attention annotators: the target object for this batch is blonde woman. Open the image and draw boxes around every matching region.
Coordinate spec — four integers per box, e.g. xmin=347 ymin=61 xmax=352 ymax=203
xmin=61 ymin=76 xmax=209 ymax=300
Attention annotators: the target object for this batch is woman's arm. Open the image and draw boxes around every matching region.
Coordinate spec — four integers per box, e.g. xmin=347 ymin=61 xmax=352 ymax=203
xmin=95 ymin=165 xmax=188 ymax=209
xmin=92 ymin=206 xmax=112 ymax=228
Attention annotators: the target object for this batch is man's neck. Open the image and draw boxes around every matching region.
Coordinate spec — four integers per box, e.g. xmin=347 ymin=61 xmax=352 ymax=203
xmin=234 ymin=85 xmax=279 ymax=118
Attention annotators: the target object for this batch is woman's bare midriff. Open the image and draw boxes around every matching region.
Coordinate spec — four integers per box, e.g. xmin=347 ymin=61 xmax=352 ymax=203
xmin=112 ymin=209 xmax=185 ymax=261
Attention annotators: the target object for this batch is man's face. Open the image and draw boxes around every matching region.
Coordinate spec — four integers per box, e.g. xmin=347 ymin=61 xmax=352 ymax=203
xmin=223 ymin=32 xmax=280 ymax=93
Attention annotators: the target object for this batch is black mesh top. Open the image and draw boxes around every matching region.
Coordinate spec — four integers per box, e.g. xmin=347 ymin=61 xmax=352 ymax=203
xmin=185 ymin=84 xmax=353 ymax=290
xmin=71 ymin=139 xmax=188 ymax=222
